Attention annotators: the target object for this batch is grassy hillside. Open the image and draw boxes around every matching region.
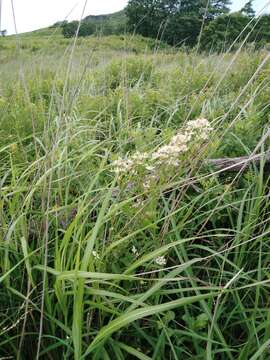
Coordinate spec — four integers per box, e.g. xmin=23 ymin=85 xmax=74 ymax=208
xmin=84 ymin=9 xmax=127 ymax=28
xmin=84 ymin=10 xmax=127 ymax=33
xmin=1 ymin=30 xmax=270 ymax=360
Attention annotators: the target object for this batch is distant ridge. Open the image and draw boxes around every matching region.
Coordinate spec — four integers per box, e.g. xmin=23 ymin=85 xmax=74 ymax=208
xmin=84 ymin=10 xmax=126 ymax=22
xmin=83 ymin=10 xmax=127 ymax=32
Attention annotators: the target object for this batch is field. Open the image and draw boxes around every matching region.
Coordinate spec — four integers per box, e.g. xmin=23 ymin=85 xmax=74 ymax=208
xmin=1 ymin=30 xmax=270 ymax=359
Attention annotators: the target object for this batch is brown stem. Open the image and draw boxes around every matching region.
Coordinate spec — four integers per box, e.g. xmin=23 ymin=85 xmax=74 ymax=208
xmin=206 ymin=151 xmax=270 ymax=173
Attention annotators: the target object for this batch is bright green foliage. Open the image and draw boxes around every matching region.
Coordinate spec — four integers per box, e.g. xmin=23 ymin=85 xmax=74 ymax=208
xmin=1 ymin=31 xmax=270 ymax=360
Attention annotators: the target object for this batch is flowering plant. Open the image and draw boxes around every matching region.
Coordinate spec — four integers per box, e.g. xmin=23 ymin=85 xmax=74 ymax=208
xmin=112 ymin=118 xmax=213 ymax=180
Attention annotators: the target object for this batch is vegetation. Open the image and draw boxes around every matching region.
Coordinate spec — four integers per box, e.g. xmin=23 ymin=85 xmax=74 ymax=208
xmin=0 ymin=30 xmax=7 ymax=37
xmin=84 ymin=10 xmax=127 ymax=35
xmin=241 ymin=0 xmax=256 ymax=17
xmin=62 ymin=21 xmax=95 ymax=38
xmin=61 ymin=10 xmax=127 ymax=38
xmin=201 ymin=13 xmax=270 ymax=51
xmin=126 ymin=0 xmax=232 ymax=45
xmin=125 ymin=0 xmax=270 ymax=49
xmin=58 ymin=1 xmax=270 ymax=52
xmin=1 ymin=15 xmax=270 ymax=360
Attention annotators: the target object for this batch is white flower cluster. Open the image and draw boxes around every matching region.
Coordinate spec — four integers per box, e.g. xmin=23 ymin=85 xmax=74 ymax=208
xmin=133 ymin=198 xmax=146 ymax=208
xmin=143 ymin=174 xmax=158 ymax=190
xmin=112 ymin=158 xmax=134 ymax=174
xmin=112 ymin=118 xmax=212 ymax=175
xmin=112 ymin=152 xmax=149 ymax=175
xmin=185 ymin=118 xmax=213 ymax=141
xmin=155 ymin=256 xmax=167 ymax=266
xmin=92 ymin=251 xmax=100 ymax=260
xmin=151 ymin=132 xmax=190 ymax=166
xmin=132 ymin=245 xmax=139 ymax=257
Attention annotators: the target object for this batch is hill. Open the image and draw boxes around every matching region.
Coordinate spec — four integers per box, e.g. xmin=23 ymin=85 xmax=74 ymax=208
xmin=84 ymin=10 xmax=126 ymax=24
xmin=83 ymin=10 xmax=127 ymax=33
xmin=21 ymin=10 xmax=127 ymax=38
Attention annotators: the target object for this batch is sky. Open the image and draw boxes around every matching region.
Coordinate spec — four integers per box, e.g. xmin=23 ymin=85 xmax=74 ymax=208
xmin=0 ymin=0 xmax=269 ymax=35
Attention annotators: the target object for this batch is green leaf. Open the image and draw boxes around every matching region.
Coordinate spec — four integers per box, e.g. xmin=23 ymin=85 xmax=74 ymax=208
xmin=83 ymin=292 xmax=218 ymax=357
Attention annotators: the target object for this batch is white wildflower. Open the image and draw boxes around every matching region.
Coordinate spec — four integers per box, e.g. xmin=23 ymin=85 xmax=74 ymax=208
xmin=131 ymin=152 xmax=149 ymax=164
xmin=132 ymin=245 xmax=139 ymax=256
xmin=155 ymin=256 xmax=167 ymax=266
xmin=143 ymin=180 xmax=151 ymax=190
xmin=133 ymin=198 xmax=145 ymax=208
xmin=92 ymin=251 xmax=100 ymax=260
xmin=112 ymin=158 xmax=134 ymax=174
xmin=170 ymin=133 xmax=191 ymax=146
xmin=151 ymin=130 xmax=190 ymax=166
xmin=112 ymin=152 xmax=150 ymax=175
xmin=143 ymin=174 xmax=158 ymax=190
xmin=146 ymin=165 xmax=155 ymax=172
xmin=185 ymin=118 xmax=213 ymax=141
xmin=167 ymin=159 xmax=180 ymax=167
xmin=112 ymin=118 xmax=212 ymax=175
xmin=152 ymin=144 xmax=187 ymax=164
xmin=186 ymin=118 xmax=210 ymax=129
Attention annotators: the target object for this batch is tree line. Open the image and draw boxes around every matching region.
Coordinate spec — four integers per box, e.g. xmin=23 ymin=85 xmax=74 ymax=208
xmin=60 ymin=21 xmax=126 ymax=38
xmin=126 ymin=0 xmax=270 ymax=49
xmin=60 ymin=0 xmax=270 ymax=50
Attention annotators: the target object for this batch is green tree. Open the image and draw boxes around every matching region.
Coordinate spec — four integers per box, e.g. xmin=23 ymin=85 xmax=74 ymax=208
xmin=193 ymin=0 xmax=231 ymax=23
xmin=51 ymin=20 xmax=68 ymax=28
xmin=62 ymin=21 xmax=95 ymax=38
xmin=251 ymin=15 xmax=270 ymax=45
xmin=164 ymin=14 xmax=202 ymax=46
xmin=62 ymin=21 xmax=79 ymax=38
xmin=78 ymin=22 xmax=95 ymax=37
xmin=126 ymin=0 xmax=166 ymax=38
xmin=241 ymin=0 xmax=256 ymax=17
xmin=182 ymin=0 xmax=231 ymax=21
xmin=209 ymin=0 xmax=231 ymax=17
xmin=126 ymin=0 xmax=231 ymax=46
xmin=200 ymin=13 xmax=250 ymax=51
xmin=201 ymin=11 xmax=270 ymax=51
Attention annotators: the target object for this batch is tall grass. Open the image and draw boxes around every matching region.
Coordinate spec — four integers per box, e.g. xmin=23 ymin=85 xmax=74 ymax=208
xmin=1 ymin=27 xmax=270 ymax=359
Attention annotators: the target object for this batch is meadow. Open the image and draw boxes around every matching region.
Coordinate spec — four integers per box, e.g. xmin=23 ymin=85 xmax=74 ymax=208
xmin=1 ymin=29 xmax=270 ymax=359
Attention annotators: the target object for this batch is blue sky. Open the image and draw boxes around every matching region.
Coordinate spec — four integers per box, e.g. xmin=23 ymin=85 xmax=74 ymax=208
xmin=1 ymin=0 xmax=269 ymax=35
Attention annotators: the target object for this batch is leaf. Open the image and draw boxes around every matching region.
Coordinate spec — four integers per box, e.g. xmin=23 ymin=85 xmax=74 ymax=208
xmin=83 ymin=292 xmax=218 ymax=357
xmin=250 ymin=339 xmax=270 ymax=360
xmin=117 ymin=341 xmax=152 ymax=360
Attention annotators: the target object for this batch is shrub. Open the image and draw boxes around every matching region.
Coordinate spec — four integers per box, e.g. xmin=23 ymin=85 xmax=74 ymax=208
xmin=77 ymin=22 xmax=95 ymax=37
xmin=201 ymin=13 xmax=270 ymax=51
xmin=62 ymin=21 xmax=95 ymax=38
xmin=164 ymin=15 xmax=202 ymax=47
xmin=62 ymin=21 xmax=79 ymax=38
